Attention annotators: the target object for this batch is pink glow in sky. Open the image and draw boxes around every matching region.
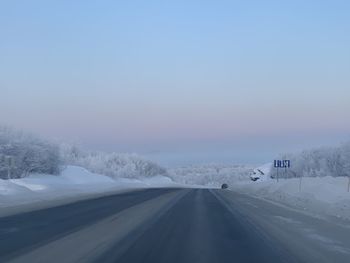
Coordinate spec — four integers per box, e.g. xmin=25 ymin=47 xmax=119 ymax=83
xmin=1 ymin=1 xmax=350 ymax=165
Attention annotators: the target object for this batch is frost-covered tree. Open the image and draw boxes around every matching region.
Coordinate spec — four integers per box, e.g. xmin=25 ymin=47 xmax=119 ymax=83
xmin=0 ymin=126 xmax=61 ymax=179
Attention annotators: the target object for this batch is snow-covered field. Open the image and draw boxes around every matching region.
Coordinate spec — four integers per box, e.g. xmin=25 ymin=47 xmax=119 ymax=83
xmin=232 ymin=164 xmax=350 ymax=222
xmin=0 ymin=165 xmax=178 ymax=217
xmin=169 ymin=164 xmax=253 ymax=187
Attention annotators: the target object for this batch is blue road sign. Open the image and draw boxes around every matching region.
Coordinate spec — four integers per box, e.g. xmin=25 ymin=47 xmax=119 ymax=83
xmin=274 ymin=160 xmax=291 ymax=168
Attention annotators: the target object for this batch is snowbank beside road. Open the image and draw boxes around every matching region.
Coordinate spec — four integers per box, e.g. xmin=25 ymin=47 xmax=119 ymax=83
xmin=0 ymin=165 xmax=178 ymax=217
xmin=233 ymin=174 xmax=350 ymax=221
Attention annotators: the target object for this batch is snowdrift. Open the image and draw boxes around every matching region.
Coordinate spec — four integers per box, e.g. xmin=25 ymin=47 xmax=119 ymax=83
xmin=0 ymin=165 xmax=177 ymax=216
xmin=234 ymin=170 xmax=350 ymax=221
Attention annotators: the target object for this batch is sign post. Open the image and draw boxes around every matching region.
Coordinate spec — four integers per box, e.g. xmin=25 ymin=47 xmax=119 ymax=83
xmin=273 ymin=160 xmax=291 ymax=183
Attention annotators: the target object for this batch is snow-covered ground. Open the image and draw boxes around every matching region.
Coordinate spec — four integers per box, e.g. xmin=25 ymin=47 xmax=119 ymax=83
xmin=0 ymin=165 xmax=178 ymax=217
xmin=169 ymin=164 xmax=253 ymax=187
xmin=2 ymin=161 xmax=350 ymax=223
xmin=233 ymin=164 xmax=350 ymax=222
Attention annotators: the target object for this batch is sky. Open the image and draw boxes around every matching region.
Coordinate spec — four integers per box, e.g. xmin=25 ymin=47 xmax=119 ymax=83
xmin=1 ymin=0 xmax=350 ymax=166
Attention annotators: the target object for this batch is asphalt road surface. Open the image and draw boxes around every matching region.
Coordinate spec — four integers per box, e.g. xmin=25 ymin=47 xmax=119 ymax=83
xmin=1 ymin=188 xmax=349 ymax=263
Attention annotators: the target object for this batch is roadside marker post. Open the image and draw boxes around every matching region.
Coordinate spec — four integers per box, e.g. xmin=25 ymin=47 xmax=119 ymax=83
xmin=1 ymin=155 xmax=15 ymax=180
xmin=6 ymin=156 xmax=11 ymax=180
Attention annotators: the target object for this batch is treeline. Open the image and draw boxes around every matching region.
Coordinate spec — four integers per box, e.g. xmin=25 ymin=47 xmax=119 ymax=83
xmin=270 ymin=143 xmax=350 ymax=179
xmin=61 ymin=144 xmax=168 ymax=179
xmin=0 ymin=126 xmax=168 ymax=179
xmin=169 ymin=164 xmax=253 ymax=186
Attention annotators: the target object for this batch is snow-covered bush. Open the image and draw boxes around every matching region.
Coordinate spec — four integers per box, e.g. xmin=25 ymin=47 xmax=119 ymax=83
xmin=270 ymin=142 xmax=350 ymax=179
xmin=169 ymin=164 xmax=253 ymax=187
xmin=0 ymin=126 xmax=61 ymax=179
xmin=60 ymin=144 xmax=168 ymax=179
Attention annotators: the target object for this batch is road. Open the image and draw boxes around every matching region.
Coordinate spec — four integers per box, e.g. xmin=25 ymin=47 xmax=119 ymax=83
xmin=0 ymin=188 xmax=349 ymax=263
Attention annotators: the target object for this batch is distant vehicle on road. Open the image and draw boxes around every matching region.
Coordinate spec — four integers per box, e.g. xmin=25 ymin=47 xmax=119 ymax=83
xmin=221 ymin=183 xmax=228 ymax=189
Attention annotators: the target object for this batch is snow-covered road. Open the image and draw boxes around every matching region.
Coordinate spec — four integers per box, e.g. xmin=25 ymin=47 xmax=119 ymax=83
xmin=218 ymin=190 xmax=350 ymax=263
xmin=1 ymin=188 xmax=349 ymax=263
